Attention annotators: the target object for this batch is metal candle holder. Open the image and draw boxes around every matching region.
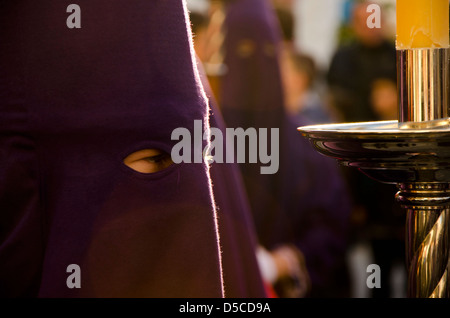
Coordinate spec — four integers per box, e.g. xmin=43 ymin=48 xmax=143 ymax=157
xmin=299 ymin=47 xmax=450 ymax=298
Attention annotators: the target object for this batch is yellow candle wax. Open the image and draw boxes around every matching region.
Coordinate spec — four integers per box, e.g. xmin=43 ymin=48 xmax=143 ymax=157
xmin=396 ymin=0 xmax=449 ymax=49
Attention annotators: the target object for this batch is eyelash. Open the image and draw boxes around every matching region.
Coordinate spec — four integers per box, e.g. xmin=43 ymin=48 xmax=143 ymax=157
xmin=144 ymin=153 xmax=171 ymax=164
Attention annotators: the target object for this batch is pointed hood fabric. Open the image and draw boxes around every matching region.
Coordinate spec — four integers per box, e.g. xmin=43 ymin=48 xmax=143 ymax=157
xmin=1 ymin=0 xmax=228 ymax=297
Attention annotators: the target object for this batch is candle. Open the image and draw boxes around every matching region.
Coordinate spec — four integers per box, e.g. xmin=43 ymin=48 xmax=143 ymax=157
xmin=396 ymin=0 xmax=449 ymax=49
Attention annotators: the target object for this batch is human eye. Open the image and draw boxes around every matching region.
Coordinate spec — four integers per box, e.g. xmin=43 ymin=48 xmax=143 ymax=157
xmin=123 ymin=149 xmax=174 ymax=174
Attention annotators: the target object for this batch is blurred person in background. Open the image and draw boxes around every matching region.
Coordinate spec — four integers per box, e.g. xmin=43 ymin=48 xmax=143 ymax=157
xmin=326 ymin=0 xmax=405 ymax=298
xmin=274 ymin=6 xmax=336 ymax=125
xmin=280 ymin=49 xmax=336 ymax=125
xmin=370 ymin=78 xmax=397 ymax=121
xmin=327 ymin=0 xmax=397 ymax=123
xmin=217 ymin=0 xmax=352 ymax=298
xmin=189 ymin=1 xmax=227 ymax=103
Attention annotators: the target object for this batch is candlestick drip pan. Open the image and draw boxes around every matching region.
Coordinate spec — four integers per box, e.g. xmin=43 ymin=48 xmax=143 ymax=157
xmin=299 ymin=119 xmax=450 ymax=184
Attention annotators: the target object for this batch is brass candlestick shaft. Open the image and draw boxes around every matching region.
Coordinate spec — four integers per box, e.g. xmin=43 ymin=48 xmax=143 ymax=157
xmin=396 ymin=47 xmax=450 ymax=298
xmin=396 ymin=183 xmax=450 ymax=297
xmin=397 ymin=48 xmax=449 ymax=125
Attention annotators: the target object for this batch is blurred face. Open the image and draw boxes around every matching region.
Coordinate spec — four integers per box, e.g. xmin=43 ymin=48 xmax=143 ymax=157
xmin=371 ymin=79 xmax=398 ymax=120
xmin=352 ymin=3 xmax=384 ymax=46
xmin=280 ymin=52 xmax=310 ymax=113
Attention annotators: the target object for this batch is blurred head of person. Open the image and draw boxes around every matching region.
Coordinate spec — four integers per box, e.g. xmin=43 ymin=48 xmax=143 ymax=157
xmin=370 ymin=78 xmax=398 ymax=120
xmin=351 ymin=1 xmax=385 ymax=47
xmin=280 ymin=50 xmax=317 ymax=115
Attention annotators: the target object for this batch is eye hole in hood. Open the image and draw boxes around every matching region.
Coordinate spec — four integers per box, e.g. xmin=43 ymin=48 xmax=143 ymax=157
xmin=123 ymin=149 xmax=174 ymax=174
